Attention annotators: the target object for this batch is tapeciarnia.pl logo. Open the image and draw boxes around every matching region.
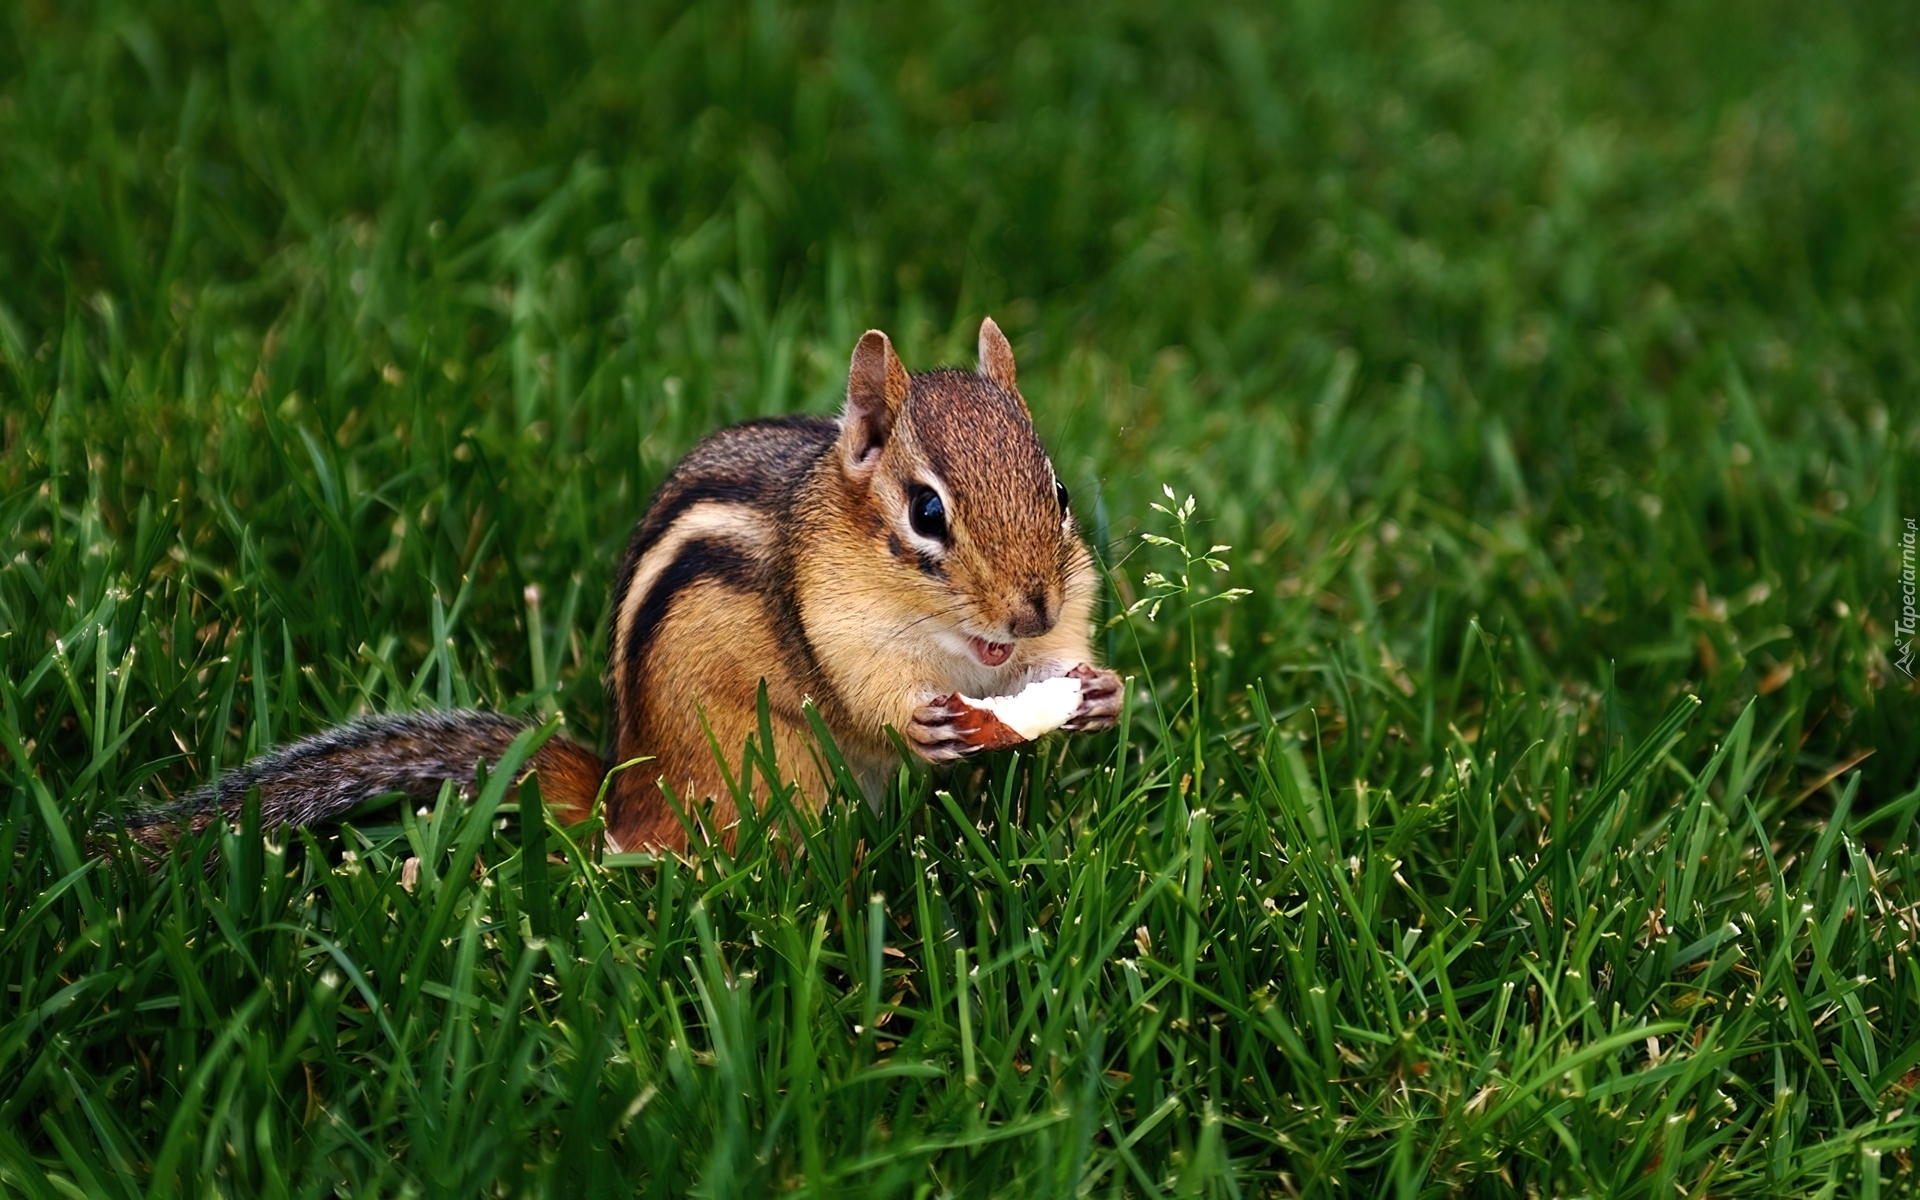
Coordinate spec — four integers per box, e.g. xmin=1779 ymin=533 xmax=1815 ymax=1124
xmin=1898 ymin=517 xmax=1917 ymax=679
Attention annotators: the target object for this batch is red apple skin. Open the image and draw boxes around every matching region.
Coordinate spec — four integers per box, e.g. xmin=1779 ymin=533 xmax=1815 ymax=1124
xmin=939 ymin=693 xmax=1030 ymax=751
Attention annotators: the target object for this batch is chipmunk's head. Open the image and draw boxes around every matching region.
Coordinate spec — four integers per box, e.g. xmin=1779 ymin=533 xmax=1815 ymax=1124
xmin=837 ymin=318 xmax=1084 ymax=668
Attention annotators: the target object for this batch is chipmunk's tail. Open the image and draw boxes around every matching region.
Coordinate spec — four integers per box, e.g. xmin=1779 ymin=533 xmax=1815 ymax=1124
xmin=119 ymin=710 xmax=605 ymax=848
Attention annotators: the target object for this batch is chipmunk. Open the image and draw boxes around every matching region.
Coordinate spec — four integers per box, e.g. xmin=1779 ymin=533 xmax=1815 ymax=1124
xmin=130 ymin=318 xmax=1122 ymax=853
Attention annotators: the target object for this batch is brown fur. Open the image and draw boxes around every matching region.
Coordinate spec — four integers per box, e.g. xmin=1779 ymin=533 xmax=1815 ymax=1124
xmin=598 ymin=320 xmax=1109 ymax=845
xmin=130 ymin=319 xmax=1118 ymax=854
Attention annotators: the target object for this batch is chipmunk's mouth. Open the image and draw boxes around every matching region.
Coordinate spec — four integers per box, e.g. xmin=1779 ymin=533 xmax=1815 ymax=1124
xmin=969 ymin=636 xmax=1013 ymax=667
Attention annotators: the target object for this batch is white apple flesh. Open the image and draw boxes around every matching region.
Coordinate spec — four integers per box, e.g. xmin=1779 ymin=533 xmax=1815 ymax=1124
xmin=955 ymin=675 xmax=1085 ymax=742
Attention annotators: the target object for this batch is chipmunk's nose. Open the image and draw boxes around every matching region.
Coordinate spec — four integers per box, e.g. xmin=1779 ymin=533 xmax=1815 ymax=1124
xmin=1008 ymin=588 xmax=1055 ymax=640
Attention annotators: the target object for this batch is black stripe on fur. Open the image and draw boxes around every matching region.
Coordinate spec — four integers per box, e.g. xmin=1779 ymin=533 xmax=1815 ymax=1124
xmin=623 ymin=538 xmax=759 ymax=685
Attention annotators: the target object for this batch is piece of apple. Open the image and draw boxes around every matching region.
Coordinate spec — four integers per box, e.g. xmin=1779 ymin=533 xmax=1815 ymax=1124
xmin=945 ymin=675 xmax=1086 ymax=749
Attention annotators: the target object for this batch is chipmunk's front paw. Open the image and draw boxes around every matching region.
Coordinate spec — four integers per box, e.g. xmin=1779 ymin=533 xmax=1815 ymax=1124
xmin=906 ymin=699 xmax=990 ymax=763
xmin=1061 ymin=663 xmax=1122 ymax=731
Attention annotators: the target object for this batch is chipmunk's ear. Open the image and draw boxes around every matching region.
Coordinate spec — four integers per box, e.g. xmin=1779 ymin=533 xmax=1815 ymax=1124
xmin=843 ymin=329 xmax=909 ymax=478
xmin=978 ymin=316 xmax=1019 ymax=394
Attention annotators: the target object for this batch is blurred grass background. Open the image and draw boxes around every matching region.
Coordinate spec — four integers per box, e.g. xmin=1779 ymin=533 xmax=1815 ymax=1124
xmin=2 ymin=0 xmax=1917 ymax=1194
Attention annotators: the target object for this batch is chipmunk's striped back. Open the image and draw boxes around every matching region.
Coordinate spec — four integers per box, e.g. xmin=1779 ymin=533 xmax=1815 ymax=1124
xmin=606 ymin=416 xmax=839 ymax=740
xmin=600 ymin=415 xmax=847 ymax=848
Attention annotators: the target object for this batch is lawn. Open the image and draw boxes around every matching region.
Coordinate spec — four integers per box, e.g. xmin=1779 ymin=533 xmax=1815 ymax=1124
xmin=2 ymin=0 xmax=1917 ymax=1194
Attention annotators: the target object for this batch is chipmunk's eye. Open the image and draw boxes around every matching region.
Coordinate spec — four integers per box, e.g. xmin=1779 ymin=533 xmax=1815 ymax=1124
xmin=908 ymin=485 xmax=948 ymax=541
xmin=1054 ymin=480 xmax=1071 ymax=514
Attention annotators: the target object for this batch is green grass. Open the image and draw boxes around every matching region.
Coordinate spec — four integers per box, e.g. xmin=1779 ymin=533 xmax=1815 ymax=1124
xmin=3 ymin=0 xmax=1918 ymax=1193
